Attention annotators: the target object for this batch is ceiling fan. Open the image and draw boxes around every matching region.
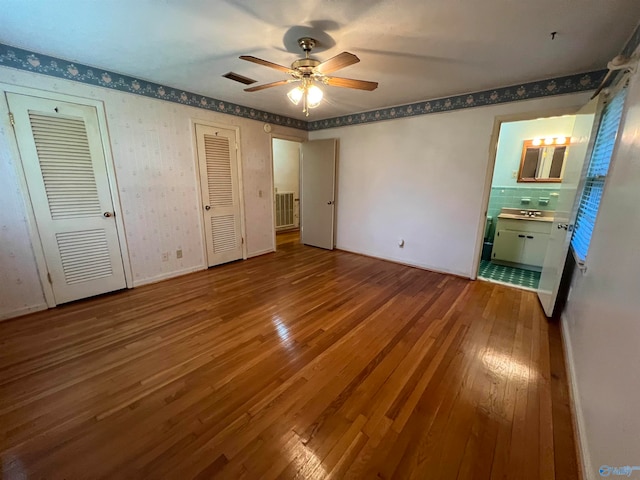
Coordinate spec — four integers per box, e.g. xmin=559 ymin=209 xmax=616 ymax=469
xmin=240 ymin=37 xmax=378 ymax=116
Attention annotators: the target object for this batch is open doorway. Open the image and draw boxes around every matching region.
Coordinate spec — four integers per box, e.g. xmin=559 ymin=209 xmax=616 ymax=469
xmin=478 ymin=114 xmax=576 ymax=291
xmin=272 ymin=137 xmax=301 ymax=249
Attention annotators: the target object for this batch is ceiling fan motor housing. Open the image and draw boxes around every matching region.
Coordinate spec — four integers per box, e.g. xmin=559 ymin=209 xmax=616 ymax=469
xmin=298 ymin=37 xmax=316 ymax=53
xmin=292 ymin=58 xmax=321 ymax=75
xmin=293 ymin=37 xmax=320 ymax=75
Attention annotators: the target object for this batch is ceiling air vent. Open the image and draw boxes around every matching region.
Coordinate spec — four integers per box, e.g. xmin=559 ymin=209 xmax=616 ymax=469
xmin=223 ymin=72 xmax=257 ymax=85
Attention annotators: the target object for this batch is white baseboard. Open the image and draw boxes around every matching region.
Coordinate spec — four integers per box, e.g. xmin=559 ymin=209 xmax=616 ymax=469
xmin=248 ymin=248 xmax=275 ymax=258
xmin=132 ymin=265 xmax=207 ymax=287
xmin=335 ymin=244 xmax=472 ymax=279
xmin=560 ymin=313 xmax=594 ymax=480
xmin=0 ymin=303 xmax=48 ymax=321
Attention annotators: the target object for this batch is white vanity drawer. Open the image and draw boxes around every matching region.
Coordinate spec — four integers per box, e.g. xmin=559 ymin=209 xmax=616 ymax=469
xmin=495 ymin=218 xmax=552 ymax=235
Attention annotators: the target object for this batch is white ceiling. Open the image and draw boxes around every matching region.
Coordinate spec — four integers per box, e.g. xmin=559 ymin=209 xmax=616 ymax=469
xmin=1 ymin=1 xmax=639 ymax=121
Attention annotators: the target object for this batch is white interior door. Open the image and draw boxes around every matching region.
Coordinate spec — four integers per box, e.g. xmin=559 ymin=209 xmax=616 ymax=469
xmin=301 ymin=139 xmax=337 ymax=250
xmin=537 ymin=97 xmax=600 ymax=316
xmin=195 ymin=124 xmax=244 ymax=267
xmin=7 ymin=92 xmax=126 ymax=304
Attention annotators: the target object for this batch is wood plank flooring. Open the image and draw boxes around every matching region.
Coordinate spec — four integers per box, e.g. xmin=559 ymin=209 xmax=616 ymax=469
xmin=276 ymin=230 xmax=301 ymax=247
xmin=0 ymin=240 xmax=578 ymax=479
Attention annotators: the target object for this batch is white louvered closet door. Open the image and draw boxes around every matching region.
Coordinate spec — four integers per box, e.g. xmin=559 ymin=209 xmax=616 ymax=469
xmin=195 ymin=124 xmax=244 ymax=267
xmin=7 ymin=93 xmax=126 ymax=304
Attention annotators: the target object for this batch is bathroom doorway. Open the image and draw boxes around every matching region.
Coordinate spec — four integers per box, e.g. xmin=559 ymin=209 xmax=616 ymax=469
xmin=478 ymin=114 xmax=576 ymax=290
xmin=271 ymin=137 xmax=302 ymax=249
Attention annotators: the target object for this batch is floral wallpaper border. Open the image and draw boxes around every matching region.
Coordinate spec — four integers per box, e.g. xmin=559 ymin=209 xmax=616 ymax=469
xmin=3 ymin=24 xmax=640 ymax=134
xmin=308 ymin=22 xmax=640 ymax=131
xmin=306 ymin=70 xmax=608 ymax=131
xmin=0 ymin=43 xmax=308 ymax=131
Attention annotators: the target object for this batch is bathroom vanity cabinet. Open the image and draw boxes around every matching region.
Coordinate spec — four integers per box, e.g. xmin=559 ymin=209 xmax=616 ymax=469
xmin=491 ymin=216 xmax=552 ymax=270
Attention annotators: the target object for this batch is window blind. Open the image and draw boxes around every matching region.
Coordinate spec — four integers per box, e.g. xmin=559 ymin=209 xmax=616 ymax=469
xmin=571 ymin=85 xmax=628 ymax=262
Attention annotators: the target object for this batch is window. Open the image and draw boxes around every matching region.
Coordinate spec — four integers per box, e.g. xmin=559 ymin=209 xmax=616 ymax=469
xmin=571 ymin=84 xmax=628 ymax=263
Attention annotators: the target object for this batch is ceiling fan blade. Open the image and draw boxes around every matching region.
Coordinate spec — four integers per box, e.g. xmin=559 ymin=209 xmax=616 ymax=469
xmin=315 ymin=52 xmax=360 ymax=74
xmin=240 ymin=55 xmax=292 ymax=73
xmin=244 ymin=80 xmax=290 ymax=92
xmin=325 ymin=76 xmax=378 ymax=91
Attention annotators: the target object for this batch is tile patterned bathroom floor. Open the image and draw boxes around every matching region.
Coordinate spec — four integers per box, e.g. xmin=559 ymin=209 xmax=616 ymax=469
xmin=478 ymin=260 xmax=541 ymax=290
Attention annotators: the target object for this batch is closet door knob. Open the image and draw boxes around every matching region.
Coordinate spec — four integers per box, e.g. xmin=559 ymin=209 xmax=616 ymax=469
xmin=103 ymin=212 xmax=114 ymax=218
xmin=205 ymin=205 xmax=211 ymax=211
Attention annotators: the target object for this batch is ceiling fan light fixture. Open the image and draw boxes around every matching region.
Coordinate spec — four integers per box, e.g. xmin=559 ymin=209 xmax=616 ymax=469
xmin=287 ymin=86 xmax=305 ymax=105
xmin=241 ymin=36 xmax=377 ymax=117
xmin=306 ymin=84 xmax=323 ymax=108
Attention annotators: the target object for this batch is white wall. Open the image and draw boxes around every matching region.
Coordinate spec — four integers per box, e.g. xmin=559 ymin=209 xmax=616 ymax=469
xmin=0 ymin=66 xmax=306 ymax=320
xmin=492 ymin=115 xmax=576 ymax=187
xmin=272 ymin=138 xmax=300 ymax=227
xmin=309 ymin=92 xmax=590 ymax=277
xmin=563 ymin=65 xmax=640 ymax=479
xmin=0 ymin=124 xmax=47 ymax=317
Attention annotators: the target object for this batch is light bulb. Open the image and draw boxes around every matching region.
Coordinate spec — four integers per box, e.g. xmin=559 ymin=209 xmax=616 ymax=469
xmin=287 ymin=86 xmax=304 ymax=105
xmin=556 ymin=136 xmax=566 ymax=145
xmin=544 ymin=137 xmax=554 ymax=145
xmin=532 ymin=138 xmax=542 ymax=146
xmin=306 ymin=84 xmax=323 ymax=108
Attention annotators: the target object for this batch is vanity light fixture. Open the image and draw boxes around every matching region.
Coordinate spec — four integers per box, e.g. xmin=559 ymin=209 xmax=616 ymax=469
xmin=532 ymin=136 xmax=567 ymax=146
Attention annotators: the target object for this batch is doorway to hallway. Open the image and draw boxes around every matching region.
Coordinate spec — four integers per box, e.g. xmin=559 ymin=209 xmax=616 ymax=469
xmin=272 ymin=137 xmax=301 ymax=250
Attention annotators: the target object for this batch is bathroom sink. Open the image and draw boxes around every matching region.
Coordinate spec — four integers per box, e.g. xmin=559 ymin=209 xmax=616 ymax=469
xmin=497 ymin=208 xmax=554 ymax=222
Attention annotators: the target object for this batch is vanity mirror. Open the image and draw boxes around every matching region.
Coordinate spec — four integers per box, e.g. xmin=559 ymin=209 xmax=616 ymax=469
xmin=517 ymin=138 xmax=569 ymax=183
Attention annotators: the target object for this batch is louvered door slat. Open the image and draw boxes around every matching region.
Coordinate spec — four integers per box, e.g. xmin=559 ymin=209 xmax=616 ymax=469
xmin=29 ymin=112 xmax=102 ymax=220
xmin=212 ymin=215 xmax=237 ymax=253
xmin=40 ymin=168 xmax=94 ymax=173
xmin=34 ymin=145 xmax=91 ymax=153
xmin=204 ymin=135 xmax=233 ymax=208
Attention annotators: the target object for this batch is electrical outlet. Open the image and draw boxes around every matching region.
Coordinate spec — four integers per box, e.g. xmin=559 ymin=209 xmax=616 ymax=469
xmin=176 ymin=249 xmax=183 ymax=259
xmin=162 ymin=252 xmax=169 ymax=262
xmin=512 ymin=170 xmax=518 ymax=179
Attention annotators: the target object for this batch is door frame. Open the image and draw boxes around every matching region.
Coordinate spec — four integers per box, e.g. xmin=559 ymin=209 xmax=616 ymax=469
xmin=0 ymin=83 xmax=134 ymax=308
xmin=190 ymin=119 xmax=247 ymax=264
xmin=269 ymin=133 xmax=305 ymax=251
xmin=472 ymin=104 xmax=587 ymax=281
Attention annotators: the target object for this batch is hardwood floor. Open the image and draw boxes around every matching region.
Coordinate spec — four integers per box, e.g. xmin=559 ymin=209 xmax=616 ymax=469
xmin=0 ymin=241 xmax=578 ymax=479
xmin=276 ymin=230 xmax=300 ymax=247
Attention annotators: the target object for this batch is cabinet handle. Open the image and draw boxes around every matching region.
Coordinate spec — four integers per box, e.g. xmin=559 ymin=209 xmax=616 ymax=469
xmin=518 ymin=234 xmax=525 ymax=238
xmin=527 ymin=235 xmax=534 ymax=239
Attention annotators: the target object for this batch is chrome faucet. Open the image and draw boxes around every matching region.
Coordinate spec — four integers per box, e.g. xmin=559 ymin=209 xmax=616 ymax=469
xmin=520 ymin=210 xmax=542 ymax=217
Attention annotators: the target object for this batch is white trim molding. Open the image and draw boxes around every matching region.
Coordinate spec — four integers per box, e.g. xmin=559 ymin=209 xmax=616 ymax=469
xmin=561 ymin=312 xmax=595 ymax=480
